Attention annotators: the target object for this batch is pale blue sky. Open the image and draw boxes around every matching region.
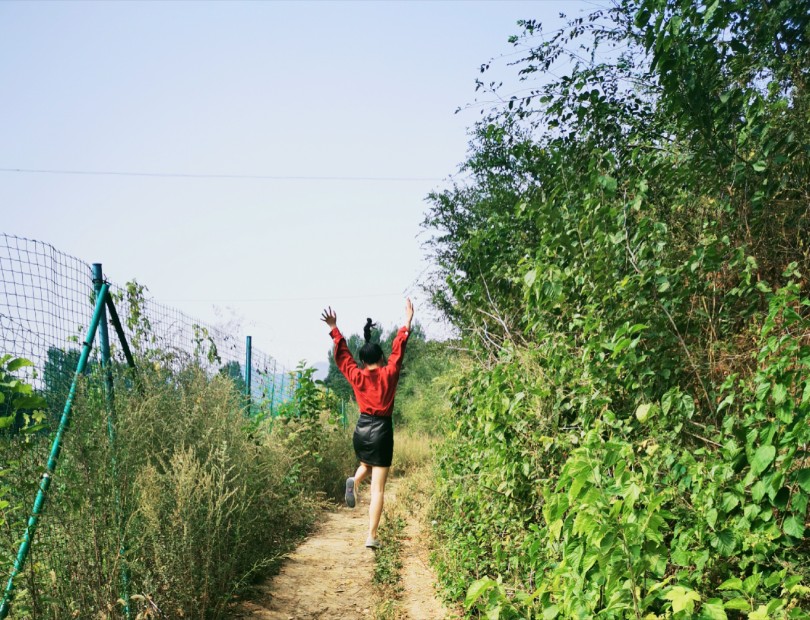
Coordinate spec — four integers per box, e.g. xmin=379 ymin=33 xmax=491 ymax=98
xmin=1 ymin=0 xmax=604 ymax=367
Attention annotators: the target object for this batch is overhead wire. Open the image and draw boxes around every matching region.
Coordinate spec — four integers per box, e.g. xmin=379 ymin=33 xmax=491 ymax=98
xmin=0 ymin=167 xmax=444 ymax=182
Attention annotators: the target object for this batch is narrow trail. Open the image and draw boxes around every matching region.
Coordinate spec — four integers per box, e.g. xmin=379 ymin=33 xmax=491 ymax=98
xmin=234 ymin=478 xmax=453 ymax=620
xmin=398 ymin=491 xmax=454 ymax=620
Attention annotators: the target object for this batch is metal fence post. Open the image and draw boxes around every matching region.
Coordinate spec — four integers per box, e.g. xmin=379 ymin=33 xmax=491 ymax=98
xmin=269 ymin=360 xmax=277 ymax=416
xmin=92 ymin=264 xmax=131 ymax=620
xmin=244 ymin=336 xmax=252 ymax=414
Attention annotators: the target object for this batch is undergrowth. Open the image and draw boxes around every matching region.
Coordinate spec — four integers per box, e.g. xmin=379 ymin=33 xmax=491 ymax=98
xmin=423 ymin=1 xmax=810 ymax=618
xmin=0 ymin=360 xmax=353 ymax=619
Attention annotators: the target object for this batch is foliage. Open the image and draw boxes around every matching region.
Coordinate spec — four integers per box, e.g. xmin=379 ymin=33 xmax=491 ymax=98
xmin=424 ymin=1 xmax=810 ymax=618
xmin=394 ymin=338 xmax=463 ymax=434
xmin=218 ymin=359 xmax=247 ymax=396
xmin=0 ymin=365 xmax=318 ymax=619
xmin=0 ymin=356 xmax=47 ymax=435
xmin=0 ymin=356 xmax=48 ymax=545
xmin=0 ymin=356 xmax=354 ymax=618
xmin=273 ymin=362 xmax=356 ymax=501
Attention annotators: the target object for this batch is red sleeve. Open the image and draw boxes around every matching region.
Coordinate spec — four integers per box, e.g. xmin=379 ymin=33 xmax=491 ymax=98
xmin=386 ymin=326 xmax=410 ymax=374
xmin=331 ymin=327 xmax=362 ymax=386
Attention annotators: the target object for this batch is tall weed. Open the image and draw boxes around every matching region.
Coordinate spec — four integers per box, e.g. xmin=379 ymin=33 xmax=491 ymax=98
xmin=0 ymin=363 xmax=349 ymax=619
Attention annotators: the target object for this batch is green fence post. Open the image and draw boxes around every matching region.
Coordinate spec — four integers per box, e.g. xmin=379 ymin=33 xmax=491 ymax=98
xmin=93 ymin=264 xmax=131 ymax=620
xmin=104 ymin=295 xmax=138 ymax=372
xmin=269 ymin=360 xmax=277 ymax=416
xmin=245 ymin=336 xmax=252 ymax=414
xmin=0 ymin=283 xmax=110 ymax=620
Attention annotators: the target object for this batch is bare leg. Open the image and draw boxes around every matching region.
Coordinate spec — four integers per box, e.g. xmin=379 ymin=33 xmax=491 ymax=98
xmin=368 ymin=466 xmax=389 ymax=540
xmin=353 ymin=462 xmax=371 ymax=502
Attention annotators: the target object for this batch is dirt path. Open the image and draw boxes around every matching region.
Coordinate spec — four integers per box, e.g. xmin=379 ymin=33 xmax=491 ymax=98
xmin=234 ymin=478 xmax=453 ymax=619
xmin=398 ymin=496 xmax=454 ymax=620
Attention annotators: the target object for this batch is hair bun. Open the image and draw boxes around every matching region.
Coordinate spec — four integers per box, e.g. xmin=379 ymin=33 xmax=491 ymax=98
xmin=364 ymin=318 xmax=376 ymax=342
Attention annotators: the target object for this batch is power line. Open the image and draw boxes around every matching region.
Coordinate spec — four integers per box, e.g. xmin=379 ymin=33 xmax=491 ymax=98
xmin=163 ymin=292 xmax=406 ymax=303
xmin=0 ymin=167 xmax=443 ymax=182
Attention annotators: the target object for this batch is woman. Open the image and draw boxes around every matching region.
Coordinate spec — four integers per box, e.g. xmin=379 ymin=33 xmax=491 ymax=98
xmin=320 ymin=299 xmax=414 ymax=549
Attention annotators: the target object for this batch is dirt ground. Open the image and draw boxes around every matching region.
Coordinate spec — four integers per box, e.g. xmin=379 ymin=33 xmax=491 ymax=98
xmin=233 ymin=479 xmax=454 ymax=620
xmin=398 ymin=496 xmax=454 ymax=620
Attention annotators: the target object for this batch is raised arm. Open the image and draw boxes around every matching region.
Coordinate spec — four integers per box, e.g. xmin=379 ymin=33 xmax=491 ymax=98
xmin=321 ymin=306 xmax=361 ymax=385
xmin=387 ymin=298 xmax=414 ymax=373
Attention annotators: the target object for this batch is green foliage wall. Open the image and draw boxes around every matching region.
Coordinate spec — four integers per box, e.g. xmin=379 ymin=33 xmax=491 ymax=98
xmin=425 ymin=1 xmax=810 ymax=617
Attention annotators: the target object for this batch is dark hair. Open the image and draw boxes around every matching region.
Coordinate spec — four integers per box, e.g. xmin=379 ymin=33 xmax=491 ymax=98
xmin=359 ymin=317 xmax=383 ymax=365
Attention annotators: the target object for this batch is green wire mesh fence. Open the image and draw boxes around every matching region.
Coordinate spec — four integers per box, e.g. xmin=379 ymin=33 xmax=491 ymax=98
xmin=0 ymin=233 xmax=299 ymax=618
xmin=0 ymin=233 xmax=295 ymax=415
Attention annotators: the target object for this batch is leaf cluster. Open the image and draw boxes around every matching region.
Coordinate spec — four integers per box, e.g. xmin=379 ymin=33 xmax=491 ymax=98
xmin=424 ymin=1 xmax=810 ymax=618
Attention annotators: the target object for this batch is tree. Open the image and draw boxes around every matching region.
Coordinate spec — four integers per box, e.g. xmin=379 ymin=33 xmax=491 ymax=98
xmin=423 ymin=1 xmax=810 ymax=615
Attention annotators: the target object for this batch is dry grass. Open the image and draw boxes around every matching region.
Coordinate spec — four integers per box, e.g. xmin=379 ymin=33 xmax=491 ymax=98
xmin=0 ymin=365 xmax=353 ymax=619
xmin=392 ymin=430 xmax=434 ymax=477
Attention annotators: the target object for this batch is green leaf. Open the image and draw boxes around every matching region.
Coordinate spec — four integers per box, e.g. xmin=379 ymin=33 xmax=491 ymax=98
xmin=718 ymin=578 xmax=743 ymax=592
xmin=486 ymin=605 xmax=502 ymax=620
xmin=750 ymin=445 xmax=776 ymax=477
xmin=713 ymin=529 xmax=737 ymax=556
xmin=748 ymin=605 xmax=769 ymax=619
xmin=724 ymin=598 xmax=751 ymax=611
xmin=13 ymin=395 xmax=46 ymax=410
xmin=751 ymin=480 xmax=767 ymax=502
xmin=742 ymin=573 xmax=761 ymax=595
xmin=0 ymin=416 xmax=14 ymax=430
xmin=665 ymin=586 xmax=701 ymax=614
xmin=783 ymin=515 xmax=804 ymax=538
xmin=795 ymin=469 xmax=810 ymax=494
xmin=661 ymin=392 xmax=671 ymax=415
xmin=635 ymin=403 xmax=654 ymax=423
xmin=700 ymin=600 xmax=728 ymax=620
xmin=6 ymin=358 xmax=33 ymax=372
xmin=721 ymin=493 xmax=740 ymax=512
xmin=752 ymin=161 xmax=767 ymax=172
xmin=466 ymin=578 xmax=497 ymax=608
xmin=598 ymin=174 xmax=617 ymax=193
xmin=772 ymin=383 xmax=787 ymax=405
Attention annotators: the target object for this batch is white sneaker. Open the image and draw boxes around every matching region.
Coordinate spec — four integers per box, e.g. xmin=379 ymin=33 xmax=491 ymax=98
xmin=345 ymin=477 xmax=355 ymax=508
xmin=365 ymin=536 xmax=381 ymax=549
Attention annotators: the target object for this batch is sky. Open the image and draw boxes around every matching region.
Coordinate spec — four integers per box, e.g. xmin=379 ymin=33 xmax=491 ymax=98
xmin=0 ymin=0 xmax=605 ymax=370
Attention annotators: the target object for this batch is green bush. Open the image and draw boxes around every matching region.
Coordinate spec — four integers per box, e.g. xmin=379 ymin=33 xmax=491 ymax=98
xmin=423 ymin=1 xmax=810 ymax=617
xmin=0 ymin=361 xmax=353 ymax=619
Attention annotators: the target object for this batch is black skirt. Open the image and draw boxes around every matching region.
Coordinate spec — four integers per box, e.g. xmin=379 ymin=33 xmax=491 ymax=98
xmin=353 ymin=413 xmax=394 ymax=467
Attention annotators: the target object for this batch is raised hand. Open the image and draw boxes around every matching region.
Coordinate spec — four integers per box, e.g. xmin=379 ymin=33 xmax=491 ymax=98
xmin=320 ymin=306 xmax=337 ymax=329
xmin=405 ymin=298 xmax=414 ymax=330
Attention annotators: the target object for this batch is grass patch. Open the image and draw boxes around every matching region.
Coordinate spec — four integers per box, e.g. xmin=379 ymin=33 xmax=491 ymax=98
xmin=392 ymin=429 xmax=433 ymax=476
xmin=372 ymin=506 xmax=405 ymax=620
xmin=374 ymin=514 xmax=405 ymax=588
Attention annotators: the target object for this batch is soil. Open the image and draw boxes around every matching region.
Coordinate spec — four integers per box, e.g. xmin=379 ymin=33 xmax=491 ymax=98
xmin=398 ymin=495 xmax=454 ymax=620
xmin=233 ymin=478 xmax=455 ymax=619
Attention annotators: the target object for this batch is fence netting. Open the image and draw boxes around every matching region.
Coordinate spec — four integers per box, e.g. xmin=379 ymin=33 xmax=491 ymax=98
xmin=0 ymin=233 xmax=295 ymax=418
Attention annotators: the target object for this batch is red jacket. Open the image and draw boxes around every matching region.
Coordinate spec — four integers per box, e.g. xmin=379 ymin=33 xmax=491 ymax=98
xmin=330 ymin=326 xmax=410 ymax=417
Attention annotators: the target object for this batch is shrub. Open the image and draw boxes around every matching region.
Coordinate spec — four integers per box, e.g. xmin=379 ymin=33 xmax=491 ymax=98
xmin=0 ymin=361 xmax=349 ymax=619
